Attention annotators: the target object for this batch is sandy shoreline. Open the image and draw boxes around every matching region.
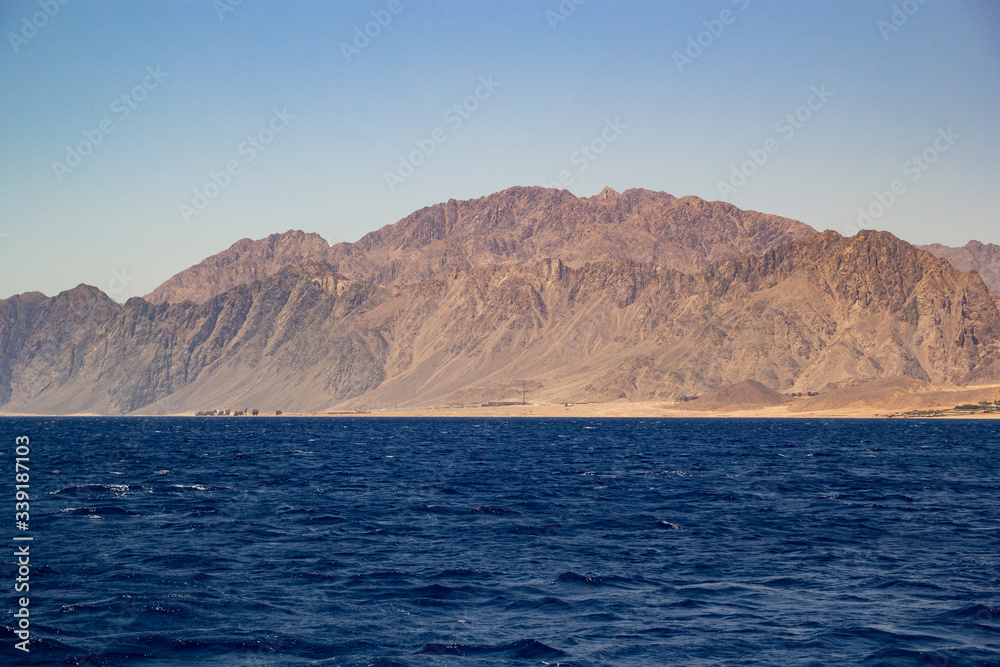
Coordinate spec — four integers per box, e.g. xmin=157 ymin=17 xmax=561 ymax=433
xmin=338 ymin=402 xmax=1000 ymax=419
xmin=5 ymin=403 xmax=998 ymax=419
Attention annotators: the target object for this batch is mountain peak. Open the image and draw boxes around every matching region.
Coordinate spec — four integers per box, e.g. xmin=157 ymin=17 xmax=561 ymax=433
xmin=144 ymin=230 xmax=332 ymax=305
xmin=3 ymin=187 xmax=1000 ymax=414
xmin=920 ymin=238 xmax=1000 ymax=293
xmin=143 ymin=186 xmax=815 ymax=305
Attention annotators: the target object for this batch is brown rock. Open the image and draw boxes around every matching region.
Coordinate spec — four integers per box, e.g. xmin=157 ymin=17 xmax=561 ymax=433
xmin=145 ymin=230 xmax=331 ymax=304
xmin=3 ymin=188 xmax=999 ymax=415
xmin=146 ymin=186 xmax=816 ymax=304
xmin=921 ymin=240 xmax=1000 ymax=293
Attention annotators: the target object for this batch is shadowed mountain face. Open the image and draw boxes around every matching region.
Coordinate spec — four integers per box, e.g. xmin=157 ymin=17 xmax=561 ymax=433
xmin=144 ymin=186 xmax=817 ymax=305
xmin=1 ymin=263 xmax=384 ymax=414
xmin=921 ymin=241 xmax=1000 ymax=293
xmin=3 ymin=223 xmax=998 ymax=414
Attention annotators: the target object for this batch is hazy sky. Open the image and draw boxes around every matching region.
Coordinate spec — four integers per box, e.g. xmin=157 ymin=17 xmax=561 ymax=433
xmin=2 ymin=0 xmax=998 ymax=301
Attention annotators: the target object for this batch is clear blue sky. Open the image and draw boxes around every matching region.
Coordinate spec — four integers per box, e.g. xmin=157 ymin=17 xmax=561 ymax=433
xmin=2 ymin=0 xmax=998 ymax=301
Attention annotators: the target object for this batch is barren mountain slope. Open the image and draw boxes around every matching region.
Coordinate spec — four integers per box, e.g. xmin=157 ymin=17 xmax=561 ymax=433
xmin=328 ymin=230 xmax=1000 ymax=409
xmin=921 ymin=240 xmax=1000 ymax=293
xmin=4 ymin=229 xmax=998 ymax=415
xmin=144 ymin=230 xmax=332 ymax=304
xmin=329 ymin=186 xmax=817 ymax=286
xmin=145 ymin=187 xmax=816 ymax=304
xmin=1 ymin=264 xmax=386 ymax=414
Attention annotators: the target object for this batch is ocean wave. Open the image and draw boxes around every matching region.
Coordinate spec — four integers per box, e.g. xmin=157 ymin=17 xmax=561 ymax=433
xmin=469 ymin=505 xmax=518 ymax=515
xmin=416 ymin=638 xmax=567 ymax=659
xmin=52 ymin=483 xmax=151 ymax=496
xmin=60 ymin=506 xmax=138 ymax=517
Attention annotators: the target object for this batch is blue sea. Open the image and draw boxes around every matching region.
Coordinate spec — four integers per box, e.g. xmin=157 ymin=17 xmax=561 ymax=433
xmin=2 ymin=417 xmax=999 ymax=666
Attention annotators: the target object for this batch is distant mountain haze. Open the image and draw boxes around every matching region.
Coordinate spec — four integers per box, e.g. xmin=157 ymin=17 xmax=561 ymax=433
xmin=919 ymin=241 xmax=1000 ymax=294
xmin=2 ymin=186 xmax=998 ymax=415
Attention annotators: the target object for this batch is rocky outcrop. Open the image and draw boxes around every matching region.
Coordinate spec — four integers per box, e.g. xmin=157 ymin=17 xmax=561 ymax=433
xmin=1 ymin=264 xmax=385 ymax=414
xmin=144 ymin=230 xmax=332 ymax=305
xmin=921 ymin=240 xmax=1000 ymax=293
xmin=145 ymin=187 xmax=816 ymax=305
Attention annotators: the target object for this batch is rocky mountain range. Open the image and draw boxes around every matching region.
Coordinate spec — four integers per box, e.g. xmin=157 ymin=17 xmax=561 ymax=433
xmin=146 ymin=187 xmax=816 ymax=304
xmin=919 ymin=240 xmax=1000 ymax=294
xmin=1 ymin=186 xmax=998 ymax=415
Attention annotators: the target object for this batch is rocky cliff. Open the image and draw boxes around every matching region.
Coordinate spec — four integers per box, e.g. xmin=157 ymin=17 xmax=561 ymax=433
xmin=2 ymin=263 xmax=383 ymax=414
xmin=921 ymin=240 xmax=1000 ymax=293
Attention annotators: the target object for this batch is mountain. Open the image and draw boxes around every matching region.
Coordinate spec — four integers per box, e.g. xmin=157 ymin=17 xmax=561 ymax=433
xmin=328 ymin=186 xmax=817 ymax=287
xmin=329 ymin=229 xmax=999 ymax=409
xmin=921 ymin=240 xmax=1000 ymax=293
xmin=145 ymin=230 xmax=332 ymax=305
xmin=1 ymin=263 xmax=382 ymax=414
xmin=145 ymin=186 xmax=816 ymax=305
xmin=3 ymin=222 xmax=998 ymax=414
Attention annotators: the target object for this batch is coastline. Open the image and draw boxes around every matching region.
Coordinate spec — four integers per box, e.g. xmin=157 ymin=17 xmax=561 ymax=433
xmin=337 ymin=402 xmax=1000 ymax=419
xmin=4 ymin=403 xmax=999 ymax=419
xmin=3 ymin=382 xmax=998 ymax=419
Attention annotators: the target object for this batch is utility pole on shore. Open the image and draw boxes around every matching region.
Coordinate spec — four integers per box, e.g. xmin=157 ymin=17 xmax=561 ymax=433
xmin=522 ymin=381 xmax=526 ymax=405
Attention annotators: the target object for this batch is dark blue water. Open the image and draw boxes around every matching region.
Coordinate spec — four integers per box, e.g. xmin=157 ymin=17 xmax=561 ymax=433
xmin=2 ymin=418 xmax=999 ymax=666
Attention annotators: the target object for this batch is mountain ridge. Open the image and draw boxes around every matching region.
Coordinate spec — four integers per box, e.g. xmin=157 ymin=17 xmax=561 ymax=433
xmin=3 ymin=186 xmax=999 ymax=415
xmin=920 ymin=240 xmax=1000 ymax=293
xmin=144 ymin=186 xmax=817 ymax=305
xmin=142 ymin=188 xmax=998 ymax=308
xmin=3 ymin=219 xmax=998 ymax=415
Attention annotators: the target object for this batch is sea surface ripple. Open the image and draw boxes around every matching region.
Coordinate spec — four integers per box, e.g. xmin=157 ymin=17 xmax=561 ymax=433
xmin=2 ymin=417 xmax=999 ymax=666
